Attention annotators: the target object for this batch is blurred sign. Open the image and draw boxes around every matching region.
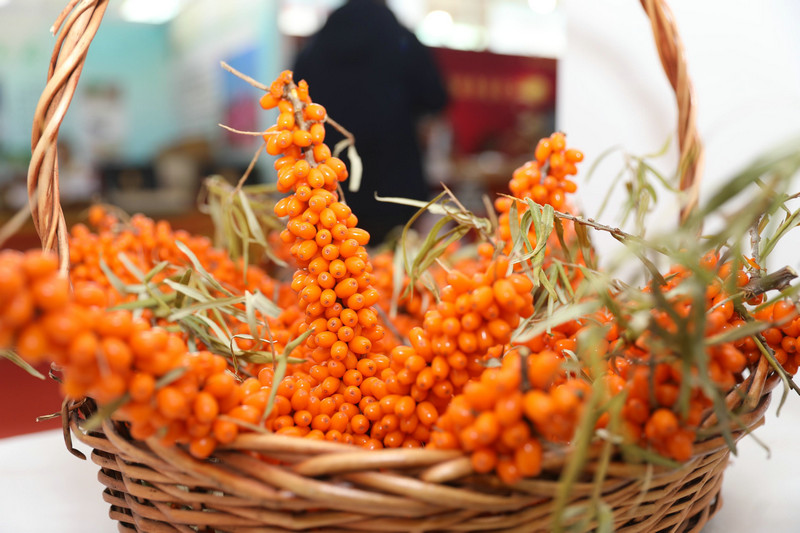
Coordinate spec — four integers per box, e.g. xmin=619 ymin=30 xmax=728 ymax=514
xmin=432 ymin=48 xmax=557 ymax=156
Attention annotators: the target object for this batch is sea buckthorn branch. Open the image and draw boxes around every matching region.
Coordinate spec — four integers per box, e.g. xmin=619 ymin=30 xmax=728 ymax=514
xmin=740 ymin=266 xmax=797 ymax=301
xmin=325 ymin=115 xmax=356 ymax=152
xmin=220 ymin=61 xmax=268 ymax=91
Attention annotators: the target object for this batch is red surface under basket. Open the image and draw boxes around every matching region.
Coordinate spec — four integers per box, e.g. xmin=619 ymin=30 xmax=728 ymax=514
xmin=0 ymin=359 xmax=63 ymax=438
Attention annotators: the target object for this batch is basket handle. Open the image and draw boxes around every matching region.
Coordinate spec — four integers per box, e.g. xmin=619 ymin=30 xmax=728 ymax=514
xmin=27 ymin=0 xmax=108 ymax=274
xmin=27 ymin=0 xmax=702 ymax=272
xmin=640 ymin=0 xmax=704 ymax=223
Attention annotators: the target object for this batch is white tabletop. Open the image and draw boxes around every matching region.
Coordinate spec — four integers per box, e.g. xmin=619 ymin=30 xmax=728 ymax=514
xmin=1 ymin=399 xmax=799 ymax=533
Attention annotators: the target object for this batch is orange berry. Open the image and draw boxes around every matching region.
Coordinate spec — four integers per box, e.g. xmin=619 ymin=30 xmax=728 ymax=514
xmin=212 ymin=418 xmax=239 ymax=444
xmin=470 ymin=448 xmax=498 ymax=474
xmin=15 ymin=322 xmax=51 ymax=365
xmin=514 ymin=439 xmax=543 ymax=477
xmin=157 ymin=386 xmax=190 ymax=420
xmin=496 ymin=458 xmax=522 ymax=485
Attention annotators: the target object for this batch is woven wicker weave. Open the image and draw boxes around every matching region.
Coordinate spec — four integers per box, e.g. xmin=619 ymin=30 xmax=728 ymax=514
xmin=29 ymin=0 xmax=778 ymax=532
xmin=66 ymin=382 xmax=774 ymax=533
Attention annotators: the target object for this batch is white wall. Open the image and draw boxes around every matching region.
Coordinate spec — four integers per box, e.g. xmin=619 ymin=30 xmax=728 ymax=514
xmin=559 ymin=0 xmax=800 ymax=272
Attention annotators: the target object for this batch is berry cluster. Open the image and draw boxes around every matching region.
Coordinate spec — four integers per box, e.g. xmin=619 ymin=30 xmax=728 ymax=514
xmin=5 ymin=70 xmax=798 ymax=483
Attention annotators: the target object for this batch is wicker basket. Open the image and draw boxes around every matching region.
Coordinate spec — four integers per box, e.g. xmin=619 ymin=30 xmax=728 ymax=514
xmin=28 ymin=0 xmax=779 ymax=531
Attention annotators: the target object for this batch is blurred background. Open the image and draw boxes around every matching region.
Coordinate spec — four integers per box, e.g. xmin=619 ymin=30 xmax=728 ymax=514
xmin=0 ymin=0 xmax=564 ymax=247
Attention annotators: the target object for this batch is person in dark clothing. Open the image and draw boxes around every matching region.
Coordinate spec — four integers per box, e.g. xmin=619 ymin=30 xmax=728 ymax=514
xmin=293 ymin=0 xmax=449 ymax=245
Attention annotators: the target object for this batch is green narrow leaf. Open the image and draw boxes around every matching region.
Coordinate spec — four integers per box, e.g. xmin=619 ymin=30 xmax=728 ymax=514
xmin=639 ymin=160 xmax=678 ymax=192
xmin=251 ymin=290 xmax=282 ymax=319
xmin=645 ymin=134 xmax=673 ymax=158
xmin=390 ymin=239 xmax=405 ymax=317
xmin=584 ymin=144 xmax=622 ymax=184
xmin=375 ymin=195 xmax=449 ymax=216
xmin=155 ymin=366 xmax=189 ymax=388
xmin=244 ymin=291 xmax=262 ymax=353
xmin=116 ymin=251 xmax=146 ymax=281
xmin=537 ymin=269 xmax=559 ymax=305
xmin=513 ymin=300 xmax=600 ymax=343
xmin=143 ymin=261 xmax=171 ymax=283
xmin=175 ymin=240 xmax=232 ymax=296
xmin=193 ymin=314 xmax=233 ymax=349
xmin=163 ymin=279 xmax=210 ymax=304
xmin=173 ymin=269 xmax=193 ymax=308
xmin=693 ymin=138 xmax=800 ymax=222
xmin=595 ymin=503 xmax=614 ymax=533
xmin=554 ymin=261 xmax=576 ymax=300
xmin=521 ymin=201 xmax=554 ymax=278
xmin=228 ymin=207 xmax=252 ymax=270
xmin=596 ymin=166 xmax=628 ymax=220
xmin=761 ymin=207 xmax=800 ymax=259
xmin=415 ymin=226 xmax=470 ymax=274
xmin=408 ymin=216 xmax=453 ymax=285
xmin=237 ymin=189 xmax=267 ymax=244
xmin=167 ymin=296 xmax=247 ymax=321
xmin=99 ymin=258 xmax=144 ymax=295
xmin=109 ymin=293 xmax=177 ymax=311
xmin=705 ymin=319 xmax=771 ymax=346
xmin=1 ymin=350 xmax=45 ymax=379
xmin=573 ymin=223 xmax=596 ymax=271
xmin=262 ymin=328 xmax=313 ymax=423
xmin=618 ymin=444 xmax=681 ymax=469
xmin=553 ymin=217 xmax=573 ymax=263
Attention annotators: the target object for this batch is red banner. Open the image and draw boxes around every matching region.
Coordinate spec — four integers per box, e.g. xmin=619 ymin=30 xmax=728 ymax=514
xmin=432 ymin=48 xmax=557 ymax=156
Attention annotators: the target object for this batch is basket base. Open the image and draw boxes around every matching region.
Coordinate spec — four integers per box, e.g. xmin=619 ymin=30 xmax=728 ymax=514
xmin=83 ymin=436 xmax=730 ymax=532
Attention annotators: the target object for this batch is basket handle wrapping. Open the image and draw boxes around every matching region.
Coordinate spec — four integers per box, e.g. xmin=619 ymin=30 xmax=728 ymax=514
xmin=27 ymin=0 xmax=108 ymax=275
xmin=640 ymin=0 xmax=704 ymax=222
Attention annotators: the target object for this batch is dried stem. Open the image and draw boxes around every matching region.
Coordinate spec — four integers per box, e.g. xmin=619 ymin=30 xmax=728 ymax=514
xmin=375 ymin=304 xmax=408 ymax=346
xmin=0 ymin=200 xmax=35 ymax=247
xmin=220 ymin=61 xmax=269 ymax=92
xmin=749 ymin=214 xmax=764 ymax=281
xmin=741 ymin=266 xmax=797 ymax=299
xmin=219 ymin=124 xmax=269 ymax=137
xmin=325 ymin=115 xmax=355 ymax=146
xmin=233 ymin=142 xmax=267 ymax=195
xmin=545 ymin=205 xmax=671 ymax=257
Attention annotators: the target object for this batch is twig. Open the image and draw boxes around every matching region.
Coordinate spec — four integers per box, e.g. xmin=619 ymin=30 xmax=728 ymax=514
xmin=220 ymin=61 xmax=268 ymax=92
xmin=534 ymin=201 xmax=673 ymax=257
xmin=219 ymin=123 xmax=271 ymax=137
xmin=441 ymin=183 xmax=469 ymax=215
xmin=741 ymin=266 xmax=797 ymax=300
xmin=375 ymin=304 xmax=408 ymax=345
xmin=281 ymin=79 xmax=316 ymax=167
xmin=233 ymin=141 xmax=266 ymax=195
xmin=61 ymin=398 xmax=87 ymax=460
xmin=0 ymin=200 xmax=34 ymax=247
xmin=749 ymin=214 xmax=764 ymax=282
xmin=325 ymin=115 xmax=355 ymax=146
